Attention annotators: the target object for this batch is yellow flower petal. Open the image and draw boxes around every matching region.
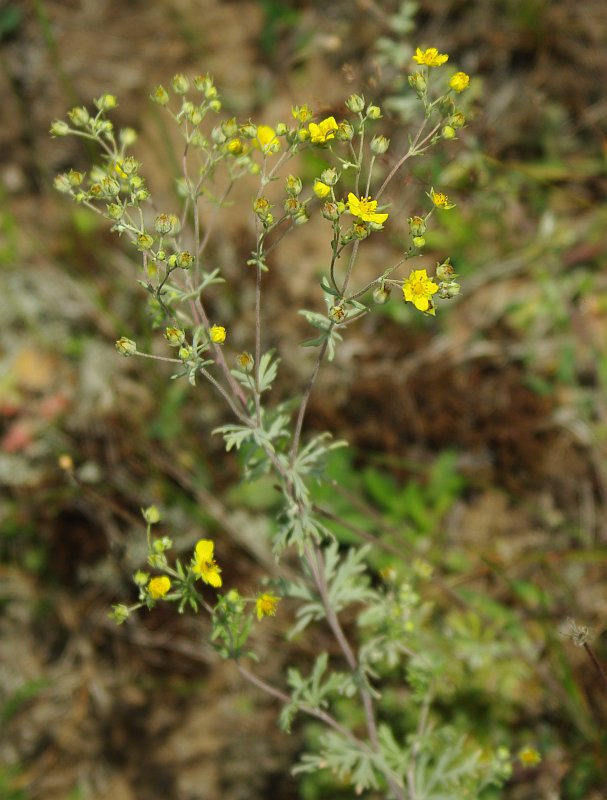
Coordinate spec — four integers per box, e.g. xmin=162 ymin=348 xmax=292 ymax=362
xmin=148 ymin=575 xmax=171 ymax=599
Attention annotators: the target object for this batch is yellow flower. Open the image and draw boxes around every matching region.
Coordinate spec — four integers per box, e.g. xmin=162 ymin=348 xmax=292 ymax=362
xmin=347 ymin=193 xmax=389 ymax=225
xmin=254 ymin=125 xmax=280 ymax=155
xmin=308 ymin=116 xmax=339 ymax=144
xmin=227 ymin=137 xmax=244 ymax=155
xmin=430 ymin=188 xmax=455 ymax=209
xmin=114 ymin=160 xmax=127 ymax=179
xmin=518 ymin=747 xmax=542 ymax=767
xmin=313 ymin=180 xmax=331 ymax=199
xmin=449 ymin=71 xmax=470 ymax=93
xmin=210 ymin=325 xmax=226 ymax=344
xmin=412 ymin=47 xmax=449 ymax=67
xmin=148 ymin=575 xmax=171 ymax=599
xmin=256 ymin=593 xmax=280 ymax=620
xmin=192 ymin=539 xmax=222 ymax=587
xmin=402 ymin=269 xmax=439 ymax=314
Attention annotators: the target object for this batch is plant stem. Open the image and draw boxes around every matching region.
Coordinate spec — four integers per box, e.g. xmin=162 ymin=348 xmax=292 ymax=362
xmin=583 ymin=643 xmax=607 ymax=692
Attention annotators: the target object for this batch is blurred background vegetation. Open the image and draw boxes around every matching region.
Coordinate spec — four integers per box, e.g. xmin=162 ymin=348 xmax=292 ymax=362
xmin=1 ymin=1 xmax=607 ymax=798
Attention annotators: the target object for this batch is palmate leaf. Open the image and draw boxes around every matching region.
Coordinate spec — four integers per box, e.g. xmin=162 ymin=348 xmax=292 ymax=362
xmin=213 ymin=423 xmax=254 ymax=451
xmin=278 ymin=654 xmax=355 ymax=732
xmin=293 ymin=731 xmax=380 ymax=794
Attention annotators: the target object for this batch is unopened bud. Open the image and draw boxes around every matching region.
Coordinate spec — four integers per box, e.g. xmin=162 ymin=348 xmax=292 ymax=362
xmin=68 ymin=106 xmax=90 ymax=127
xmin=285 ymin=174 xmax=303 ymax=196
xmin=345 ymin=94 xmax=365 ymax=113
xmin=408 ymin=72 xmax=427 ymax=96
xmin=143 ymin=505 xmax=161 ymax=524
xmin=95 ymin=93 xmax=118 ymax=111
xmin=320 ymin=168 xmax=338 ymax=186
xmin=336 ymin=121 xmax=354 ymax=141
xmin=164 ymin=327 xmax=185 ymax=346
xmin=370 ymin=135 xmax=390 ymax=154
xmin=329 ymin=305 xmax=345 ymax=323
xmin=408 ymin=215 xmax=426 ymax=236
xmin=314 ymin=180 xmax=331 ymax=199
xmin=172 ymin=73 xmax=190 ymax=94
xmin=236 ymin=352 xmax=254 ymax=372
xmin=150 ymin=85 xmax=170 ymax=106
xmin=115 ymin=337 xmax=137 ymax=356
xmin=373 ymin=283 xmax=391 ymax=304
xmin=137 ymin=233 xmax=154 ymax=251
xmin=176 ymin=250 xmax=194 ymax=269
xmin=50 ymin=120 xmax=70 ymax=137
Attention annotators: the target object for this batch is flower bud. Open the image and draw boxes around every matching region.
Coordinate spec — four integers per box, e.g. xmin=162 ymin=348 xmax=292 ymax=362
xmin=226 ymin=137 xmax=244 ymax=155
xmin=439 ymin=281 xmax=460 ymax=298
xmin=193 ymin=74 xmax=209 ymax=92
xmin=336 ymin=121 xmax=354 ymax=141
xmin=449 ymin=112 xmax=466 ymax=129
xmin=143 ymin=505 xmax=161 ymax=524
xmin=107 ymin=203 xmax=124 ymax=220
xmin=285 ymin=174 xmax=303 ymax=196
xmin=438 ymin=96 xmax=455 ymax=117
xmin=115 ymin=337 xmax=136 ymax=356
xmin=188 ymin=108 xmax=204 ymax=126
xmin=329 ymin=305 xmax=345 ymax=323
xmin=442 ymin=125 xmax=456 ymax=140
xmin=284 ymin=197 xmax=302 ymax=216
xmin=209 ymin=100 xmax=222 ymax=113
xmin=313 ymin=180 xmax=331 ymax=199
xmin=236 ymin=352 xmax=254 ymax=372
xmin=408 ymin=72 xmax=427 ymax=96
xmin=211 ymin=126 xmax=227 ymax=145
xmin=150 ymin=85 xmax=170 ymax=106
xmin=320 ymin=167 xmax=338 ymax=186
xmin=253 ymin=197 xmax=272 ymax=219
xmin=155 ymin=214 xmax=173 ymax=234
xmin=366 ymin=105 xmax=382 ymax=120
xmin=353 ymin=222 xmax=370 ymax=240
xmin=68 ymin=106 xmax=90 ymax=127
xmin=293 ymin=209 xmax=309 ymax=225
xmin=164 ymin=327 xmax=185 ymax=346
xmin=370 ymin=135 xmax=390 ymax=154
xmin=50 ymin=120 xmax=70 ymax=137
xmin=67 ymin=170 xmax=84 ymax=186
xmin=190 ymin=130 xmax=207 ymax=149
xmin=176 ymin=251 xmax=194 ymax=269
xmin=172 ymin=73 xmax=190 ymax=94
xmin=412 ymin=236 xmax=426 ymax=248
xmin=345 ymin=94 xmax=365 ymax=113
xmin=101 ymin=177 xmax=121 ymax=197
xmin=96 ymin=119 xmax=114 ymax=135
xmin=239 ymin=120 xmax=257 ymax=139
xmin=435 ymin=259 xmax=454 ymax=281
xmin=291 ymin=104 xmax=312 ymax=123
xmin=119 ymin=127 xmax=138 ymax=146
xmin=275 ymin=121 xmax=288 ymax=136
xmin=209 ymin=325 xmax=226 ymax=344
xmin=54 ymin=174 xmax=72 ymax=193
xmin=408 ymin=216 xmax=426 ymax=236
xmin=179 ymin=344 xmax=194 ymax=361
xmin=133 ymin=570 xmax=149 ymax=587
xmin=110 ymin=604 xmax=130 ymax=624
xmin=321 ymin=201 xmax=340 ymax=221
xmin=95 ymin=93 xmax=118 ymax=111
xmin=222 ymin=117 xmax=239 ymax=138
xmin=373 ymin=283 xmax=391 ymax=304
xmin=137 ymin=233 xmax=154 ymax=251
